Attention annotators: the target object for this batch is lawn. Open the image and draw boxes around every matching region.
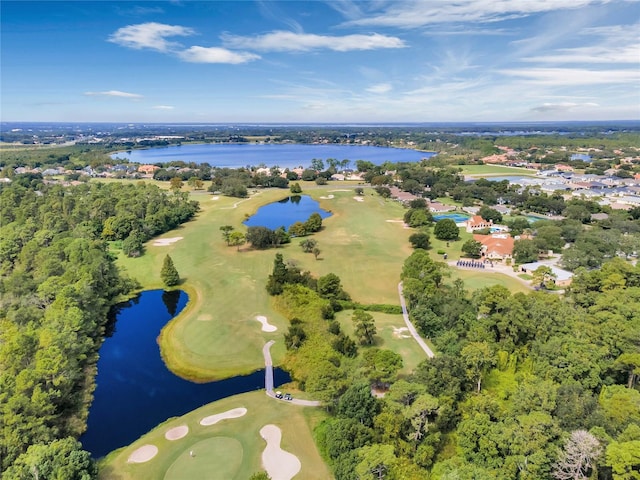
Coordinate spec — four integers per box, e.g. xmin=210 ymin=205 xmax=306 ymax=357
xmin=335 ymin=310 xmax=432 ymax=375
xmin=458 ymin=164 xmax=537 ymax=176
xmin=450 ymin=269 xmax=531 ymax=294
xmin=115 ymin=185 xmax=414 ymax=381
xmin=97 ymin=390 xmax=331 ymax=480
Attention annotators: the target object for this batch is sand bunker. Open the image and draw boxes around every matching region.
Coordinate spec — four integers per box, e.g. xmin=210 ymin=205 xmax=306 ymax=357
xmin=165 ymin=425 xmax=189 ymax=441
xmin=200 ymin=407 xmax=247 ymax=426
xmin=353 ymin=196 xmax=364 ymax=202
xmin=211 ymin=196 xmax=220 ymax=200
xmin=197 ymin=313 xmax=213 ymax=321
xmin=260 ymin=425 xmax=301 ymax=480
xmin=392 ymin=326 xmax=412 ymax=339
xmin=256 ymin=315 xmax=277 ymax=332
xmin=319 ymin=194 xmax=334 ymax=199
xmin=385 ymin=220 xmax=404 ymax=223
xmin=329 ymin=189 xmax=350 ymax=192
xmin=152 ymin=237 xmax=183 ymax=246
xmin=127 ymin=445 xmax=158 ymax=463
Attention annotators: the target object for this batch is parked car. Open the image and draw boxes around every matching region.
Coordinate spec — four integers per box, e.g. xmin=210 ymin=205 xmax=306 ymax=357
xmin=275 ymin=391 xmax=283 ymax=399
xmin=284 ymin=393 xmax=292 ymax=401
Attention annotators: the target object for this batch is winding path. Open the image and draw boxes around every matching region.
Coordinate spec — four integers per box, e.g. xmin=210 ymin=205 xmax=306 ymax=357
xmin=262 ymin=341 xmax=321 ymax=407
xmin=398 ymin=282 xmax=435 ymax=358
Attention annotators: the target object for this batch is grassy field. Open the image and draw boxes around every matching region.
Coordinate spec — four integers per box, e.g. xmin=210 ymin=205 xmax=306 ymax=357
xmin=335 ymin=310 xmax=432 ymax=375
xmin=114 ymin=182 xmax=529 ymax=381
xmin=97 ymin=390 xmax=331 ymax=480
xmin=115 ymin=185 xmax=414 ymax=381
xmin=458 ymin=164 xmax=537 ymax=176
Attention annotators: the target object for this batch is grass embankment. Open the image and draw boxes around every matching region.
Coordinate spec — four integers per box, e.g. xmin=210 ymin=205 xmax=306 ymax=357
xmin=97 ymin=391 xmax=331 ymax=480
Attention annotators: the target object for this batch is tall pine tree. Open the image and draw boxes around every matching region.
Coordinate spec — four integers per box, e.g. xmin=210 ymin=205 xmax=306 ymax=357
xmin=161 ymin=254 xmax=180 ymax=287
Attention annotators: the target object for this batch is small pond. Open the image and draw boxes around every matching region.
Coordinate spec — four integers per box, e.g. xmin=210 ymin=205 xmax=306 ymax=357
xmin=433 ymin=213 xmax=470 ymax=223
xmin=243 ymin=195 xmax=332 ymax=231
xmin=80 ymin=290 xmax=290 ymax=458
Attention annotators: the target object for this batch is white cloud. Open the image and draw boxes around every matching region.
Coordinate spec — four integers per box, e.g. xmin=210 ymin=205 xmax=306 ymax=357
xmin=221 ymin=31 xmax=405 ymax=52
xmin=344 ymin=0 xmax=615 ymax=28
xmin=498 ymin=67 xmax=640 ymax=86
xmin=178 ymin=46 xmax=260 ymax=64
xmin=84 ymin=90 xmax=143 ymax=99
xmin=531 ymin=102 xmax=599 ymax=113
xmin=366 ymin=83 xmax=392 ymax=94
xmin=524 ymin=44 xmax=640 ymax=64
xmin=153 ymin=105 xmax=175 ymax=110
xmin=108 ymin=22 xmax=195 ymax=51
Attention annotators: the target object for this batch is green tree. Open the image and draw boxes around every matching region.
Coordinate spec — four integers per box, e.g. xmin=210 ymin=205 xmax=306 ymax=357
xmin=2 ymin=437 xmax=96 ymax=480
xmin=533 ymin=265 xmax=556 ymax=289
xmin=220 ymin=225 xmax=234 ymax=245
xmin=305 ymin=212 xmax=323 ymax=233
xmin=353 ymin=309 xmax=377 ymax=345
xmin=461 ymin=342 xmax=495 ymax=393
xmin=313 ymin=246 xmax=321 ymax=260
xmin=169 ymin=176 xmax=183 ymax=191
xmin=409 ymin=232 xmax=430 ymax=250
xmin=434 ymin=218 xmax=459 ymax=240
xmin=228 ymin=231 xmax=245 ymax=251
xmin=300 ymin=238 xmax=317 ymax=253
xmin=160 ymin=254 xmax=180 ymax=287
xmin=290 ymin=182 xmax=302 ymax=194
xmin=513 ymin=239 xmax=538 ymax=264
xmin=479 ymin=205 xmax=503 ymax=223
xmin=605 ymin=440 xmax=640 ymax=480
xmin=462 ymin=239 xmax=483 ymax=258
xmin=248 ymin=472 xmax=271 ymax=480
xmin=361 ymin=348 xmax=403 ymax=386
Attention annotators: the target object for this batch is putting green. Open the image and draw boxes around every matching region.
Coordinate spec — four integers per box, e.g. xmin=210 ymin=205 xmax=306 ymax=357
xmin=164 ymin=437 xmax=243 ymax=480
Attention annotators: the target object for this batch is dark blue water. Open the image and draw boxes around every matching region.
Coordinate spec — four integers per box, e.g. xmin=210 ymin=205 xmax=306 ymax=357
xmin=80 ymin=290 xmax=290 ymax=458
xmin=111 ymin=143 xmax=435 ymax=168
xmin=243 ymin=195 xmax=332 ymax=231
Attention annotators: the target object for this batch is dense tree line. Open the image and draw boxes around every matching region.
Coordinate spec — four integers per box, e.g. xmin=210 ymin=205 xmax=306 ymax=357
xmin=0 ymin=179 xmax=200 ymax=475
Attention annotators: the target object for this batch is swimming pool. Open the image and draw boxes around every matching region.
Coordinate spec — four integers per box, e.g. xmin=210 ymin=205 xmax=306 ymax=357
xmin=433 ymin=213 xmax=470 ymax=223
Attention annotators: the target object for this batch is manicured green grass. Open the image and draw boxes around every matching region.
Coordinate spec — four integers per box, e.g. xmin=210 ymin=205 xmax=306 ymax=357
xmin=335 ymin=310 xmax=431 ymax=375
xmin=116 ymin=185 xmax=413 ymax=381
xmin=97 ymin=391 xmax=331 ymax=480
xmin=459 ymin=164 xmax=536 ymax=176
xmin=450 ymin=269 xmax=531 ymax=294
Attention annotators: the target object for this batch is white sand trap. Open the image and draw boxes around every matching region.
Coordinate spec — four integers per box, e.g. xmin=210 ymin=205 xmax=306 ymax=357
xmin=260 ymin=425 xmax=301 ymax=480
xmin=127 ymin=445 xmax=158 ymax=463
xmin=211 ymin=196 xmax=220 ymax=200
xmin=353 ymin=196 xmax=364 ymax=202
xmin=392 ymin=326 xmax=412 ymax=339
xmin=256 ymin=315 xmax=277 ymax=332
xmin=165 ymin=425 xmax=189 ymax=440
xmin=197 ymin=313 xmax=213 ymax=321
xmin=329 ymin=189 xmax=350 ymax=192
xmin=200 ymin=407 xmax=247 ymax=426
xmin=152 ymin=237 xmax=183 ymax=246
xmin=385 ymin=219 xmax=404 ymax=223
xmin=319 ymin=194 xmax=334 ymax=199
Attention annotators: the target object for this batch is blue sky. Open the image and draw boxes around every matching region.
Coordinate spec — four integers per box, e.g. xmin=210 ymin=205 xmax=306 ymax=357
xmin=2 ymin=0 xmax=639 ymax=122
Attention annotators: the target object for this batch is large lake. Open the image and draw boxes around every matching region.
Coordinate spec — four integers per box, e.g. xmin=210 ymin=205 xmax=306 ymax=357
xmin=111 ymin=143 xmax=435 ymax=168
xmin=80 ymin=290 xmax=290 ymax=458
